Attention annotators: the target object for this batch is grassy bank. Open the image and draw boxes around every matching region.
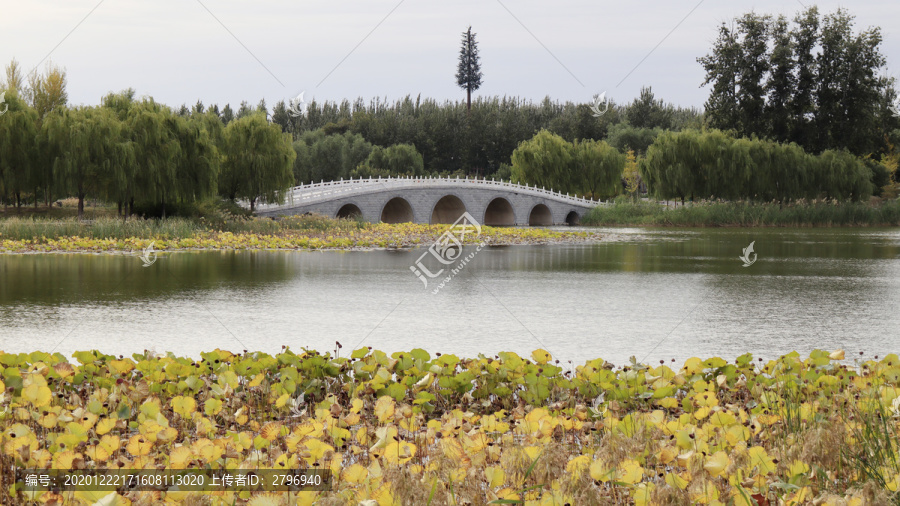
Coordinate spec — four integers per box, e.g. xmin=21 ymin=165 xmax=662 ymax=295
xmin=1 ymin=348 xmax=897 ymax=505
xmin=0 ymin=215 xmax=600 ymax=253
xmin=581 ymin=199 xmax=900 ymax=227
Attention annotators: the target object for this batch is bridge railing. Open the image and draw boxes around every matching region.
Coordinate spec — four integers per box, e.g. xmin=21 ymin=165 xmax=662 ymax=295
xmin=253 ymin=175 xmax=603 ymax=211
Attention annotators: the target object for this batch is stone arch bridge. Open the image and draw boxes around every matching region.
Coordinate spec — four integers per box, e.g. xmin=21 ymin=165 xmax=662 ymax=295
xmin=252 ymin=176 xmax=603 ymax=226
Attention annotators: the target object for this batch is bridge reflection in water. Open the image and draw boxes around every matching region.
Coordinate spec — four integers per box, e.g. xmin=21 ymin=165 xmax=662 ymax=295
xmin=251 ymin=176 xmax=605 ymax=226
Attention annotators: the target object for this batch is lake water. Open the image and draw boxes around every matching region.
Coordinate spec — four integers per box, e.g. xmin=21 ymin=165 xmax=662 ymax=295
xmin=1 ymin=227 xmax=898 ymax=367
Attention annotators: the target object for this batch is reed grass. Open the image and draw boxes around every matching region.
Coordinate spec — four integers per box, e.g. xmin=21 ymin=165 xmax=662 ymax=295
xmin=581 ymin=199 xmax=900 ymax=227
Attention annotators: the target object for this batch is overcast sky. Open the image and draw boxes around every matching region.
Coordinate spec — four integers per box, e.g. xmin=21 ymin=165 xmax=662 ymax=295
xmin=2 ymin=0 xmax=899 ymax=111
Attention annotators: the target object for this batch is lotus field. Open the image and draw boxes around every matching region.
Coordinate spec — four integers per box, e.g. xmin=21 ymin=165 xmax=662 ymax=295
xmin=1 ymin=347 xmax=899 ymax=505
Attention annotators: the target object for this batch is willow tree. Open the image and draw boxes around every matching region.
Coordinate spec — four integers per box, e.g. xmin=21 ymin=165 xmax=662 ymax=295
xmin=168 ymin=113 xmax=219 ymax=205
xmin=125 ymin=100 xmax=181 ymax=216
xmin=510 ymin=130 xmax=572 ymax=191
xmin=220 ymin=113 xmax=295 ymax=211
xmin=43 ymin=106 xmax=129 ymax=218
xmin=0 ymin=89 xmax=38 ymax=207
xmin=572 ymin=139 xmax=625 ymax=199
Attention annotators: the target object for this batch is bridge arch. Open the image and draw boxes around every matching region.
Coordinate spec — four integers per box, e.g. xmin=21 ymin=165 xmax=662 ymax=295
xmin=430 ymin=194 xmax=467 ymax=224
xmin=565 ymin=210 xmax=580 ymax=226
xmin=336 ymin=203 xmax=363 ymax=219
xmin=529 ymin=204 xmax=553 ymax=226
xmin=381 ymin=197 xmax=414 ymax=223
xmin=483 ymin=197 xmax=515 ymax=226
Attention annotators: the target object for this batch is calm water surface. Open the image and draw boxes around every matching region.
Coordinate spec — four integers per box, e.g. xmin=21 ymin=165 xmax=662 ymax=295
xmin=1 ymin=227 xmax=898 ymax=366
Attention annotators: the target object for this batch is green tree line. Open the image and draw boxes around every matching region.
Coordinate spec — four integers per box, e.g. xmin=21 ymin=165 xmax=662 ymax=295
xmin=640 ymin=129 xmax=884 ymax=202
xmin=700 ymin=7 xmax=899 ymax=155
xmin=0 ymin=84 xmax=294 ymax=217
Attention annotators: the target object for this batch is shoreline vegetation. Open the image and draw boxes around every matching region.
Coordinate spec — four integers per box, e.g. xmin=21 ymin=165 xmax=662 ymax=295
xmin=0 ymin=213 xmax=601 ymax=254
xmin=582 ymin=198 xmax=900 ymax=227
xmin=1 ymin=348 xmax=897 ymax=504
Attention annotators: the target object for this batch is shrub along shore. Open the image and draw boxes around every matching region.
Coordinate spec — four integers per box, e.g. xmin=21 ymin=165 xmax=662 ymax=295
xmin=0 ymin=348 xmax=897 ymax=504
xmin=581 ymin=199 xmax=900 ymax=227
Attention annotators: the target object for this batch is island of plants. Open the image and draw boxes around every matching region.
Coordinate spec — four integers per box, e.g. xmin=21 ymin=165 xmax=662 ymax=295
xmin=1 ymin=347 xmax=898 ymax=505
xmin=0 ymin=213 xmax=600 ymax=254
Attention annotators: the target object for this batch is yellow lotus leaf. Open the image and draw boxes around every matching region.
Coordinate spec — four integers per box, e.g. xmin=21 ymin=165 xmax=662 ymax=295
xmin=665 ymin=472 xmax=690 ymax=490
xmin=204 ymin=398 xmax=223 ymax=416
xmin=704 ymin=451 xmax=730 ymax=476
xmin=355 ymin=426 xmax=369 ymax=446
xmin=351 ymin=398 xmax=364 ymax=413
xmin=294 ymin=420 xmax=325 ymax=439
xmin=169 ymin=446 xmax=193 ymax=469
xmin=829 ymin=350 xmax=845 ymax=360
xmin=171 ymin=396 xmax=196 ymax=417
xmin=440 ymin=438 xmax=466 ymax=464
xmin=589 ymin=459 xmax=615 ymax=482
xmin=633 ymin=483 xmax=655 ymax=506
xmin=485 ymin=466 xmax=506 ymax=488
xmin=248 ymin=373 xmax=266 ymax=388
xmin=23 ymin=383 xmax=52 ymax=408
xmin=198 ymin=443 xmax=223 ymax=463
xmin=53 ymin=362 xmax=76 ymax=378
xmin=683 ymin=357 xmax=703 ymax=375
xmin=22 ymin=371 xmax=47 ymax=388
xmin=375 ymin=396 xmax=395 ymax=423
xmin=724 ymin=424 xmax=750 ymax=445
xmin=39 ymin=412 xmax=58 ymax=429
xmin=247 ymin=493 xmax=286 ymax=506
xmin=531 ymin=349 xmax=552 ymax=364
xmin=52 ymin=450 xmax=81 ymax=469
xmin=656 ymin=446 xmax=677 ymax=464
xmin=260 ymin=422 xmax=282 ymax=441
xmin=305 ymin=438 xmax=334 ymax=462
xmin=74 ymin=491 xmax=131 ymax=506
xmin=690 ymin=481 xmax=720 ymax=504
xmin=86 ymin=444 xmax=111 ymax=463
xmin=139 ymin=398 xmax=161 ymax=419
xmin=675 ymin=430 xmax=694 ymax=450
xmin=524 ymin=446 xmax=542 ymax=462
xmin=383 ymin=439 xmax=416 ymax=465
xmin=99 ymin=435 xmax=120 ymax=454
xmin=275 ymin=393 xmax=290 ymax=408
xmin=694 ymin=407 xmax=710 ymax=420
xmin=676 ymin=451 xmax=695 ymax=468
xmin=789 ymin=459 xmax=810 ymax=478
xmin=708 ymin=410 xmax=736 ymax=427
xmin=286 ymin=432 xmax=304 ymax=452
xmin=342 ymin=463 xmax=368 ymax=484
xmin=371 ymin=483 xmax=396 ymax=506
xmin=193 ymin=415 xmax=214 ymax=435
xmin=748 ymin=446 xmax=776 ymax=474
xmin=95 ymin=417 xmax=117 ymax=436
xmin=482 ymin=414 xmax=510 ymax=433
xmin=617 ymin=459 xmax=643 ymax=484
xmin=109 ymin=360 xmax=135 ymax=374
xmin=657 ymin=397 xmax=679 ymax=409
xmin=784 ymin=487 xmax=812 ymax=506
xmin=126 ymin=435 xmax=153 ymax=456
